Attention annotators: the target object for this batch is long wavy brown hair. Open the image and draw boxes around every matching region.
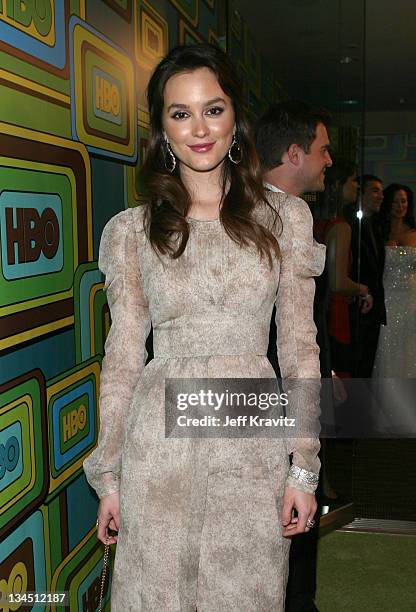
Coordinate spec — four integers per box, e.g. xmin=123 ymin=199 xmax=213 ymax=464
xmin=139 ymin=43 xmax=280 ymax=265
xmin=379 ymin=183 xmax=415 ymax=242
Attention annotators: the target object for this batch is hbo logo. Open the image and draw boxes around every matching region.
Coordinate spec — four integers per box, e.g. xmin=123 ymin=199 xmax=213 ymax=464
xmin=0 ymin=436 xmax=20 ymax=479
xmin=95 ymin=75 xmax=121 ymax=117
xmin=6 ymin=207 xmax=60 ymax=265
xmin=62 ymin=405 xmax=87 ymax=443
xmin=1 ymin=0 xmax=53 ymax=37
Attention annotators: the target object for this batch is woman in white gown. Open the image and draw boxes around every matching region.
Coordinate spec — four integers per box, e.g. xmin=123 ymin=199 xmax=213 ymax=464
xmin=372 ymin=184 xmax=416 ymax=434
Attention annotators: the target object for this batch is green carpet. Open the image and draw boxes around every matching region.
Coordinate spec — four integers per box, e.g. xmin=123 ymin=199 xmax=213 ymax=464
xmin=316 ymin=531 xmax=416 ymax=611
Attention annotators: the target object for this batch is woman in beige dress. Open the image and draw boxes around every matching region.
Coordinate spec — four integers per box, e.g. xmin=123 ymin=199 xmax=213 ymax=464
xmin=84 ymin=43 xmax=324 ymax=611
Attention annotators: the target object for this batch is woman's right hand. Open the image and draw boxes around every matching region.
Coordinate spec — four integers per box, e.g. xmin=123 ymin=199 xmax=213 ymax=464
xmin=360 ymin=293 xmax=373 ymax=314
xmin=97 ymin=491 xmax=120 ymax=544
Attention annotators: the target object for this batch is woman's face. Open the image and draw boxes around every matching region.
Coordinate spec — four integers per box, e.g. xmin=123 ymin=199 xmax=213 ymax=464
xmin=342 ymin=172 xmax=359 ymax=204
xmin=162 ymin=67 xmax=235 ymax=174
xmin=391 ymin=189 xmax=408 ymax=219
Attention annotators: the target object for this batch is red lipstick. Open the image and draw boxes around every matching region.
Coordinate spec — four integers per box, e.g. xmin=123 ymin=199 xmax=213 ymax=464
xmin=188 ymin=142 xmax=215 ymax=153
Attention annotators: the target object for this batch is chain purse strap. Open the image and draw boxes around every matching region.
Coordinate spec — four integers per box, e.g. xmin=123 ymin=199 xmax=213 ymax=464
xmin=97 ymin=540 xmax=110 ymax=612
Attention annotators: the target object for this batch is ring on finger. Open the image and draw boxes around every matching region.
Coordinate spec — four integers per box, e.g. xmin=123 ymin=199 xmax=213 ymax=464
xmin=96 ymin=518 xmax=100 ymax=528
xmin=306 ymin=518 xmax=315 ymax=528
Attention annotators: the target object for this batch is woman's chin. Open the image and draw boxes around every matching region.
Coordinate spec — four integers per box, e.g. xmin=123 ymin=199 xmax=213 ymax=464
xmin=180 ymin=157 xmax=226 ymax=174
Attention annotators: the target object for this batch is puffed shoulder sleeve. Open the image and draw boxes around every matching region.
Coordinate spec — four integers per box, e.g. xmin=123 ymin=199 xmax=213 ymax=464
xmin=83 ymin=208 xmax=151 ymax=498
xmin=274 ymin=194 xmax=326 ymax=493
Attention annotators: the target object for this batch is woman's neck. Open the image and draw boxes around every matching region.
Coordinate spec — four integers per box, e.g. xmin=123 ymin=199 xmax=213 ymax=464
xmin=390 ymin=217 xmax=408 ymax=237
xmin=180 ymin=163 xmax=224 ymax=220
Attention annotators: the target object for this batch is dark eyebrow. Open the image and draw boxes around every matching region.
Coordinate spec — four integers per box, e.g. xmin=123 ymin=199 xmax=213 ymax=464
xmin=321 ymin=144 xmax=330 ymax=150
xmin=205 ymin=97 xmax=226 ymax=106
xmin=167 ymin=103 xmax=189 ymax=112
xmin=167 ymin=97 xmax=226 ymax=113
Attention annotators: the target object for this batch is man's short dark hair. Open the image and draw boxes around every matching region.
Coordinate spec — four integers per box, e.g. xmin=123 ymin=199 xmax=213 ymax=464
xmin=359 ymin=174 xmax=383 ymax=191
xmin=255 ymin=100 xmax=331 ymax=171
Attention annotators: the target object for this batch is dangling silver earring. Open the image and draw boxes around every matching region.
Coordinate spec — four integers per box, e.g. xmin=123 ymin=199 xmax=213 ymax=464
xmin=164 ymin=140 xmax=176 ymax=173
xmin=228 ymin=134 xmax=242 ymax=164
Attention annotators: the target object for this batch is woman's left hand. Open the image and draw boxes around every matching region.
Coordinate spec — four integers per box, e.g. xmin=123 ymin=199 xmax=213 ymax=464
xmin=360 ymin=293 xmax=374 ymax=314
xmin=281 ymin=486 xmax=317 ymax=537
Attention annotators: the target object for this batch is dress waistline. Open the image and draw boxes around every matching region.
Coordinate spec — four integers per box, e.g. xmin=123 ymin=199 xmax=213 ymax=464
xmin=153 ymin=316 xmax=270 ymax=359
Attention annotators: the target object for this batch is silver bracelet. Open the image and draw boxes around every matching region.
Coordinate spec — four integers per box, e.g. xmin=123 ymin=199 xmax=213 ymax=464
xmin=288 ymin=465 xmax=319 ymax=486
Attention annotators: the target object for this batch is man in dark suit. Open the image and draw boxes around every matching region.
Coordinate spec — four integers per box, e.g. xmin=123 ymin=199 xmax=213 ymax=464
xmin=256 ymin=101 xmax=332 ymax=612
xmin=349 ymin=174 xmax=386 ymax=378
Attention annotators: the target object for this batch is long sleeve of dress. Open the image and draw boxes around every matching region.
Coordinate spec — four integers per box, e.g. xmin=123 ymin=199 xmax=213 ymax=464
xmin=83 ymin=209 xmax=151 ymax=499
xmin=274 ymin=194 xmax=326 ymax=493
